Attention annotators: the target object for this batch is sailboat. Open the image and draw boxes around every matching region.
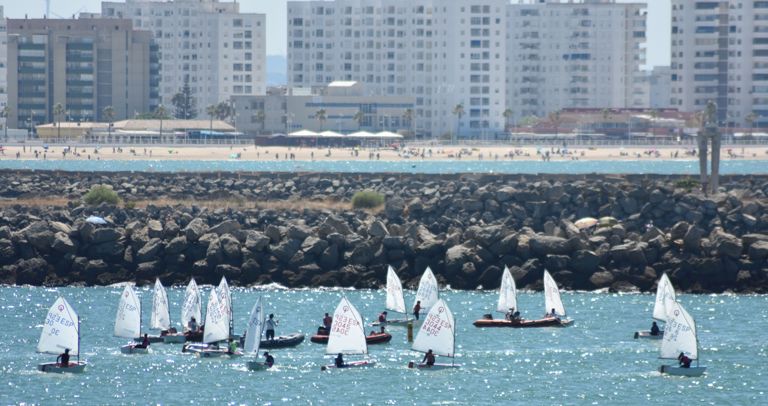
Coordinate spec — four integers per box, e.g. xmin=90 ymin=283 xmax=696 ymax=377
xmin=115 ymin=285 xmax=148 ymax=354
xmin=372 ymin=266 xmax=411 ymax=326
xmin=408 ymin=298 xmax=459 ymax=369
xmin=474 ymin=268 xmax=572 ymax=328
xmin=542 ymin=270 xmax=573 ymax=326
xmin=178 ymin=278 xmax=202 ymax=343
xmin=321 ymin=296 xmax=376 ymax=370
xmin=217 ymin=277 xmax=235 ymax=339
xmin=136 ymin=279 xmax=180 ymax=343
xmin=37 ymin=296 xmax=87 ymax=373
xmin=197 ymin=288 xmax=240 ymax=358
xmin=244 ymin=297 xmax=270 ymax=371
xmin=658 ymin=299 xmax=706 ymax=377
xmin=634 ymin=273 xmax=674 ymax=339
xmin=413 ymin=266 xmax=439 ymax=318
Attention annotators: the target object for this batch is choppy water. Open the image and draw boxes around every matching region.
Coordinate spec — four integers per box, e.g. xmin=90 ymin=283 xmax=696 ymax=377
xmin=0 ymin=158 xmax=767 ymax=175
xmin=1 ymin=286 xmax=766 ymax=405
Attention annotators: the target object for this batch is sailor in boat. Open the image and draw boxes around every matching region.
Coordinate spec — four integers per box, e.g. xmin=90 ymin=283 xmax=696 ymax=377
xmin=378 ymin=311 xmax=388 ymax=324
xmin=265 ymin=314 xmax=278 ymax=341
xmin=546 ymin=308 xmax=559 ymax=320
xmin=505 ymin=308 xmax=520 ymax=322
xmin=413 ymin=301 xmax=422 ymax=320
xmin=422 ymin=349 xmax=436 ymax=367
xmin=678 ymin=352 xmax=692 ymax=368
xmin=335 ymin=353 xmax=346 ymax=368
xmin=56 ymin=348 xmax=71 ymax=368
xmin=650 ymin=321 xmax=661 ymax=336
xmin=321 ymin=313 xmax=333 ymax=334
xmin=227 ymin=338 xmax=238 ymax=355
xmin=263 ymin=352 xmax=274 ymax=368
xmin=188 ymin=317 xmax=199 ymax=333
xmin=135 ymin=333 xmax=150 ymax=349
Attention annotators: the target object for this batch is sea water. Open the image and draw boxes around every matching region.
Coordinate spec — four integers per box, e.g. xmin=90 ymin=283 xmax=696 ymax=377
xmin=1 ymin=286 xmax=766 ymax=405
xmin=0 ymin=158 xmax=767 ymax=175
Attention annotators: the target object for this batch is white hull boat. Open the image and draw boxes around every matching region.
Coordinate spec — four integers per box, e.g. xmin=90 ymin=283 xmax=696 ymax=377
xmin=634 ymin=330 xmax=664 ymax=340
xmin=322 ymin=360 xmax=376 ymax=370
xmin=659 ymin=365 xmax=707 ymax=377
xmin=197 ymin=349 xmax=242 ymax=358
xmin=120 ymin=344 xmax=149 ymax=355
xmin=407 ymin=361 xmax=460 ymax=370
xmin=37 ymin=361 xmax=87 ymax=374
xmin=246 ymin=361 xmax=271 ymax=371
xmin=372 ymin=318 xmax=418 ymax=327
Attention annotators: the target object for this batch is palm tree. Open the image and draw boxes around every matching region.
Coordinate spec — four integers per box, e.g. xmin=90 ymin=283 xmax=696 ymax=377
xmin=402 ymin=108 xmax=414 ymax=135
xmin=452 ymin=103 xmax=464 ymax=144
xmin=315 ymin=109 xmax=327 ymax=131
xmin=502 ymin=108 xmax=514 ymax=132
xmin=353 ymin=110 xmax=364 ymax=130
xmin=154 ymin=105 xmax=168 ymax=141
xmin=53 ymin=103 xmax=65 ymax=140
xmin=1 ymin=106 xmax=11 ymax=141
xmin=102 ymin=106 xmax=115 ymax=141
xmin=206 ymin=104 xmax=217 ymax=140
xmin=254 ymin=109 xmax=266 ymax=134
xmin=549 ymin=110 xmax=561 ymax=137
xmin=745 ymin=112 xmax=757 ymax=137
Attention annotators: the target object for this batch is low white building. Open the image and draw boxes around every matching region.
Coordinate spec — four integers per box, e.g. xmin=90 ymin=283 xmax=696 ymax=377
xmin=232 ymin=81 xmax=415 ymax=136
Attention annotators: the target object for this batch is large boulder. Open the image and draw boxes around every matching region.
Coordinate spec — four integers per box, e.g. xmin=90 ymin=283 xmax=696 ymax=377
xmin=136 ymin=238 xmax=164 ymax=262
xmin=15 ymin=257 xmax=51 ymax=285
xmin=183 ymin=218 xmax=208 ymax=242
xmin=209 ymin=220 xmax=241 ymax=236
xmin=220 ymin=234 xmax=242 ymax=261
xmin=301 ymin=236 xmax=328 ymax=256
xmin=51 ymin=232 xmax=78 ymax=254
xmin=529 ymin=235 xmax=571 ymax=257
xmin=272 ymin=239 xmax=302 ymax=263
xmin=23 ymin=221 xmax=55 ymax=253
xmin=347 ymin=242 xmax=375 ymax=265
xmin=0 ymin=239 xmax=17 ymax=265
xmin=571 ymin=250 xmax=600 ymax=274
xmin=368 ymin=220 xmax=389 ymax=238
xmin=165 ymin=235 xmax=188 ymax=256
xmin=589 ymin=271 xmax=614 ymax=288
xmin=90 ymin=227 xmax=122 ymax=244
xmin=245 ymin=231 xmax=271 ymax=252
xmin=385 ymin=197 xmax=405 ymax=220
xmin=683 ymin=226 xmax=705 ymax=253
xmin=748 ymin=240 xmax=768 ymax=261
xmin=710 ymin=229 xmax=743 ymax=259
xmin=147 ymin=220 xmax=164 ymax=239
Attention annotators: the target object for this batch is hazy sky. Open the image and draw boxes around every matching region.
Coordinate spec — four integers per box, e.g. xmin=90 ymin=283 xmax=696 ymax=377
xmin=1 ymin=0 xmax=670 ymax=67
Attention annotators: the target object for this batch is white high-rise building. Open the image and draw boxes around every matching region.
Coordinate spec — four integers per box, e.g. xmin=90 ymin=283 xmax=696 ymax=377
xmin=288 ymin=0 xmax=645 ymax=137
xmin=506 ymin=1 xmax=647 ymax=123
xmin=671 ymin=1 xmax=768 ymax=128
xmin=101 ymin=0 xmax=266 ymax=117
xmin=0 ymin=6 xmax=8 ymax=132
xmin=288 ymin=0 xmax=508 ymax=138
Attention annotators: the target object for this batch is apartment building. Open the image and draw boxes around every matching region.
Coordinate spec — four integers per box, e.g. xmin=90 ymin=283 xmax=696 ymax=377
xmin=288 ymin=0 xmax=646 ymax=138
xmin=101 ymin=0 xmax=266 ymax=117
xmin=6 ymin=17 xmax=156 ymax=131
xmin=0 ymin=6 xmax=8 ymax=132
xmin=506 ymin=0 xmax=647 ymax=123
xmin=670 ymin=0 xmax=768 ymax=127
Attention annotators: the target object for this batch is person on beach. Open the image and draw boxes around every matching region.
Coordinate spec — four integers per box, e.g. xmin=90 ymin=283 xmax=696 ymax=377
xmin=413 ymin=301 xmax=422 ymax=320
xmin=57 ymin=348 xmax=71 ymax=367
xmin=265 ymin=314 xmax=278 ymax=341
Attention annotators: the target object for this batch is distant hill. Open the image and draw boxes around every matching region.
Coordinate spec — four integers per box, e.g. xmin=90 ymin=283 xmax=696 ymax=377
xmin=267 ymin=55 xmax=287 ymax=86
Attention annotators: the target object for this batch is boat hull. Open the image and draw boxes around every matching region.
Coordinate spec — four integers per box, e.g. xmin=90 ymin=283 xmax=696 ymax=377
xmin=257 ymin=333 xmax=305 ymax=349
xmin=473 ymin=317 xmax=572 ymax=328
xmin=659 ymin=365 xmax=707 ymax=377
xmin=133 ymin=336 xmax=164 ymax=344
xmin=162 ymin=334 xmax=187 ymax=344
xmin=120 ymin=345 xmax=149 ymax=354
xmin=321 ymin=360 xmax=376 ymax=370
xmin=246 ymin=361 xmax=271 ymax=371
xmin=197 ymin=349 xmax=243 ymax=358
xmin=634 ymin=330 xmax=664 ymax=340
xmin=310 ymin=332 xmax=392 ymax=345
xmin=37 ymin=362 xmax=87 ymax=373
xmin=372 ymin=319 xmax=417 ymax=327
xmin=407 ymin=361 xmax=460 ymax=370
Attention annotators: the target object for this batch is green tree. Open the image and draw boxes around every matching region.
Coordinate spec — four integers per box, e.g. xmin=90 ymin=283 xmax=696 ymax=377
xmin=1 ymin=106 xmax=11 ymax=141
xmin=215 ymin=101 xmax=234 ymax=122
xmin=53 ymin=103 xmax=66 ymax=139
xmin=171 ymin=81 xmax=197 ymax=119
xmin=353 ymin=110 xmax=364 ymax=130
xmin=206 ymin=104 xmax=217 ymax=136
xmin=102 ymin=106 xmax=115 ymax=140
xmin=452 ymin=103 xmax=465 ymax=144
xmin=154 ymin=105 xmax=168 ymax=140
xmin=315 ymin=109 xmax=327 ymax=131
xmin=502 ymin=108 xmax=513 ymax=131
xmin=403 ymin=108 xmax=413 ymax=135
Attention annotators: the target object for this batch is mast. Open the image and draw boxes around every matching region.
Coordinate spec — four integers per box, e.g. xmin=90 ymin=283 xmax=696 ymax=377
xmin=77 ymin=312 xmax=81 ymax=364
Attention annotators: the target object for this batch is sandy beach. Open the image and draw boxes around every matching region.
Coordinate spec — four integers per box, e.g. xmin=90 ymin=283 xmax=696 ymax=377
xmin=1 ymin=143 xmax=767 ymax=162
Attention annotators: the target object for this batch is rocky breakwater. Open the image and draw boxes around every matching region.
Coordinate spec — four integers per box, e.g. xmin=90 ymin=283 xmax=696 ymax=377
xmin=0 ymin=170 xmax=767 ymax=293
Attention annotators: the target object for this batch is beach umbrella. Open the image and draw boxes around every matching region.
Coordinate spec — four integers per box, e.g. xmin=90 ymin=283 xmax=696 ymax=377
xmin=85 ymin=215 xmax=107 ymax=225
xmin=574 ymin=217 xmax=598 ymax=229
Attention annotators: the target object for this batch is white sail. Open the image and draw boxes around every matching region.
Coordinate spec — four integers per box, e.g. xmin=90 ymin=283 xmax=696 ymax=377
xmin=37 ymin=297 xmax=80 ymax=356
xmin=326 ymin=296 xmax=367 ymax=355
xmin=203 ymin=289 xmax=229 ymax=344
xmin=413 ymin=266 xmax=439 ymax=311
xmin=653 ymin=273 xmax=676 ymax=322
xmin=543 ymin=270 xmax=566 ymax=317
xmin=243 ymin=297 xmax=264 ymax=354
xmin=181 ymin=279 xmax=202 ymax=330
xmin=151 ymin=278 xmax=171 ymax=331
xmin=114 ymin=285 xmax=141 ymax=339
xmin=496 ymin=266 xmax=517 ymax=313
xmin=386 ymin=266 xmax=407 ymax=314
xmin=217 ymin=276 xmax=233 ymax=334
xmin=660 ymin=299 xmax=699 ymax=360
xmin=412 ymin=299 xmax=455 ymax=357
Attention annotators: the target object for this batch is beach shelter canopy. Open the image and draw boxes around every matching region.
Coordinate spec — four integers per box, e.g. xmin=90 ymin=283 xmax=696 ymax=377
xmin=347 ymin=131 xmax=376 ymax=138
xmin=375 ymin=131 xmax=404 ymax=139
xmin=288 ymin=129 xmax=319 ymax=137
xmin=319 ymin=130 xmax=345 ymax=138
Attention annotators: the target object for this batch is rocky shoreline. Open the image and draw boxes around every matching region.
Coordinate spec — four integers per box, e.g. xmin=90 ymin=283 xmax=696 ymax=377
xmin=1 ymin=170 xmax=767 ymax=293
